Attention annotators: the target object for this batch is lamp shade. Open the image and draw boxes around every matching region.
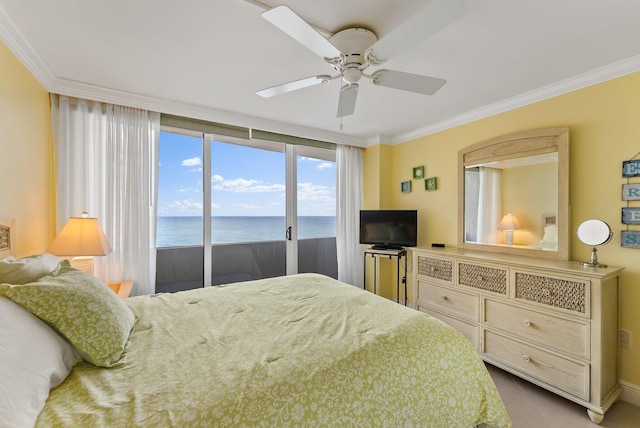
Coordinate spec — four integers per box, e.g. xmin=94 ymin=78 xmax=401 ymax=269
xmin=47 ymin=213 xmax=112 ymax=256
xmin=498 ymin=213 xmax=521 ymax=231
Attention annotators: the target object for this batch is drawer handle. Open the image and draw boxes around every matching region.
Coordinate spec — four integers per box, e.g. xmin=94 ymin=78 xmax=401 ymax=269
xmin=523 ymin=320 xmax=532 ymax=327
xmin=440 ymin=296 xmax=448 ymax=301
xmin=523 ymin=355 xmax=531 ymax=363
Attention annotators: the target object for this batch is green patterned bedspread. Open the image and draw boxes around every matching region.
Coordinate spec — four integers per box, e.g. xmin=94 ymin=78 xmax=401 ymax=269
xmin=38 ymin=273 xmax=511 ymax=427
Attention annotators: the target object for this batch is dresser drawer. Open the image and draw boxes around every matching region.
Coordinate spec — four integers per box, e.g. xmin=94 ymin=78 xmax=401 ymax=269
xmin=483 ymin=330 xmax=589 ymax=400
xmin=483 ymin=299 xmax=589 ymax=358
xmin=514 ymin=271 xmax=589 ymax=316
xmin=418 ymin=305 xmax=478 ymax=348
xmin=417 ymin=281 xmax=477 ymax=321
xmin=417 ymin=256 xmax=453 ymax=284
xmin=458 ymin=262 xmax=507 ymax=295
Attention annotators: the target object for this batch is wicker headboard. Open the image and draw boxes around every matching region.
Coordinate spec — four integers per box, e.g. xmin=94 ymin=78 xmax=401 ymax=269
xmin=0 ymin=216 xmax=15 ymax=258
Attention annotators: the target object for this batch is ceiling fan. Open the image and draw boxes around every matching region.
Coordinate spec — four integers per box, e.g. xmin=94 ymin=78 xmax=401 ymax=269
xmin=256 ymin=0 xmax=466 ymax=118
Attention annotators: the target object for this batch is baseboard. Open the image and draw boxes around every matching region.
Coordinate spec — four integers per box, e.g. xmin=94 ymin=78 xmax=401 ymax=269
xmin=620 ymin=381 xmax=640 ymax=407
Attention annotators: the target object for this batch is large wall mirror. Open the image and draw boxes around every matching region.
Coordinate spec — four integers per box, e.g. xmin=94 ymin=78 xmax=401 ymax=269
xmin=458 ymin=128 xmax=569 ymax=260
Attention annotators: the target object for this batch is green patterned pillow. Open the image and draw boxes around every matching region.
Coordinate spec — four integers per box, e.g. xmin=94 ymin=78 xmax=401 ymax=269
xmin=0 ymin=261 xmax=135 ymax=367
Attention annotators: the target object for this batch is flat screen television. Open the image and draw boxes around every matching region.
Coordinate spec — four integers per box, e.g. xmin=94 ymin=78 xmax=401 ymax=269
xmin=359 ymin=210 xmax=417 ymax=250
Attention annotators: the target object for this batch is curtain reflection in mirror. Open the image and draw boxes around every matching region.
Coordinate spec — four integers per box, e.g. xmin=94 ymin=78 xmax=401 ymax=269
xmin=465 ymin=167 xmax=501 ymax=244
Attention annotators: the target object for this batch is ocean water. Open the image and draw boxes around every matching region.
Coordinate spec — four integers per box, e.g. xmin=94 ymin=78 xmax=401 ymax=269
xmin=156 ymin=216 xmax=336 ymax=247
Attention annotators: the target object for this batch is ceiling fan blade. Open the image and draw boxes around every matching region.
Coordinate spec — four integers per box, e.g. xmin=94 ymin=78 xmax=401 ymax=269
xmin=257 ymin=75 xmax=332 ymax=98
xmin=262 ymin=6 xmax=342 ymax=61
xmin=371 ymin=70 xmax=446 ymax=95
xmin=337 ymin=84 xmax=358 ymax=118
xmin=365 ymin=0 xmax=466 ymax=65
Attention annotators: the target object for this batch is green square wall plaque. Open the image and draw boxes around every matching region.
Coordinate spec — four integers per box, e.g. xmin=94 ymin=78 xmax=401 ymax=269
xmin=425 ymin=177 xmax=438 ymax=191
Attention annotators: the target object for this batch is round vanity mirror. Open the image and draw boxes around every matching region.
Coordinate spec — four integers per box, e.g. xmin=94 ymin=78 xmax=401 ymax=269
xmin=577 ymin=219 xmax=613 ymax=267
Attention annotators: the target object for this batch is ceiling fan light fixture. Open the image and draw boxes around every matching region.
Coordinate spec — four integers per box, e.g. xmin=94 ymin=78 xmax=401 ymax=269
xmin=342 ymin=66 xmax=362 ymax=84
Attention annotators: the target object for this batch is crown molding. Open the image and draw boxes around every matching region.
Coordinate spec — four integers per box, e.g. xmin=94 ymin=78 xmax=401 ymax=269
xmin=393 ymin=54 xmax=640 ymax=145
xmin=365 ymin=135 xmax=393 ymax=147
xmin=0 ymin=5 xmax=55 ymax=88
xmin=48 ymin=78 xmax=367 ymax=147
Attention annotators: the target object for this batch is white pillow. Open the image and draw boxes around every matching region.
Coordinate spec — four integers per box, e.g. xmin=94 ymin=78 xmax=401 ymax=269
xmin=0 ymin=253 xmax=61 ymax=285
xmin=0 ymin=297 xmax=78 ymax=427
xmin=542 ymin=225 xmax=558 ymax=243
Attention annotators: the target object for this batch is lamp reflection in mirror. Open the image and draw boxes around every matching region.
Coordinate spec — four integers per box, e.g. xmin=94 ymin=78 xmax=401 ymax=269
xmin=498 ymin=213 xmax=521 ymax=246
xmin=47 ymin=212 xmax=112 ymax=275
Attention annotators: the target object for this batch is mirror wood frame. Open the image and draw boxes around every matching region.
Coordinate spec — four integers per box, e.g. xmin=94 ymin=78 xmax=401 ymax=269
xmin=457 ymin=127 xmax=569 ymax=260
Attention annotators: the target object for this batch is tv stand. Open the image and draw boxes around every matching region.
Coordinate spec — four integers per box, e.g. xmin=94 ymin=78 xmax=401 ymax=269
xmin=370 ymin=245 xmax=404 ymax=251
xmin=363 ymin=247 xmax=407 ymax=305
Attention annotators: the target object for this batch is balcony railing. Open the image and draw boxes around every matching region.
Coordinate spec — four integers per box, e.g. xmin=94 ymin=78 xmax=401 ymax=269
xmin=156 ymin=237 xmax=337 ymax=293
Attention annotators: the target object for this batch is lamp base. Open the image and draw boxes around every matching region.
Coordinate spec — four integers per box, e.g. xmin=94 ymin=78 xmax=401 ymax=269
xmin=504 ymin=230 xmax=514 ymax=246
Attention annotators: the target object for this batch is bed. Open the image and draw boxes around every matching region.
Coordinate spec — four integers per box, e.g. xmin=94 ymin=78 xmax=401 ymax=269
xmin=1 ymin=257 xmax=511 ymax=427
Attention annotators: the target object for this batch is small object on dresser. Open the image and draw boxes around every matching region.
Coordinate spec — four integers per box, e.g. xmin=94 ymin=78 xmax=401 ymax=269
xmin=107 ymin=280 xmax=133 ymax=298
xmin=431 ymin=243 xmax=445 ymax=248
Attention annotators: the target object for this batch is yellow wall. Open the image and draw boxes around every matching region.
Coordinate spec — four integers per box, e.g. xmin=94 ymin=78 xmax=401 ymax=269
xmin=0 ymin=41 xmax=54 ymax=256
xmin=364 ymin=71 xmax=640 ymax=387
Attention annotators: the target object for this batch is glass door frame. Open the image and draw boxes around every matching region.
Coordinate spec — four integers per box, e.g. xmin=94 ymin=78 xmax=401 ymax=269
xmin=285 ymin=144 xmax=298 ymax=275
xmin=159 ymin=126 xmax=335 ymax=287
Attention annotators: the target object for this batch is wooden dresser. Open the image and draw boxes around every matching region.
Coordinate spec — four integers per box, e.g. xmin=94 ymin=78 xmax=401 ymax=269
xmin=412 ymin=247 xmax=622 ymax=424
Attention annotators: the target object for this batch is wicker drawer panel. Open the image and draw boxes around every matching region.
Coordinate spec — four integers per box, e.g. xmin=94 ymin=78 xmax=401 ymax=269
xmin=515 ymin=272 xmax=587 ymax=314
xmin=417 ymin=256 xmax=453 ymax=283
xmin=458 ymin=263 xmax=507 ymax=295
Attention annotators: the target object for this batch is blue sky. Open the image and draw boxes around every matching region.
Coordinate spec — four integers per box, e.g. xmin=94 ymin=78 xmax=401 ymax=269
xmin=158 ymin=131 xmax=336 ymax=217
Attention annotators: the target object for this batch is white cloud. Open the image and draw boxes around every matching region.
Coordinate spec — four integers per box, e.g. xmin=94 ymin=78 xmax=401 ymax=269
xmin=178 ymin=187 xmax=199 ymax=193
xmin=299 ymin=157 xmax=335 ymax=170
xmin=158 ymin=199 xmax=203 ymax=216
xmin=182 ymin=157 xmax=202 ymax=167
xmin=213 ymin=176 xmax=285 ymax=193
xmin=297 ymin=182 xmax=335 ymax=205
xmin=317 ymin=162 xmax=334 ymax=170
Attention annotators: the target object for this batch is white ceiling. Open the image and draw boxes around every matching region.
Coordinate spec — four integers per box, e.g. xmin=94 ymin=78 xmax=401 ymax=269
xmin=1 ymin=0 xmax=640 ymax=147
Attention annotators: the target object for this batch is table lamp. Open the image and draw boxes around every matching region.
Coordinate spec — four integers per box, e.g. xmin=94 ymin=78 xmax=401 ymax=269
xmin=47 ymin=212 xmax=112 ymax=275
xmin=498 ymin=213 xmax=521 ymax=246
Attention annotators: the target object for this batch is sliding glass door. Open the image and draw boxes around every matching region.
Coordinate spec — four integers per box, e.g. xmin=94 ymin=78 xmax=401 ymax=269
xmin=155 ymin=129 xmax=336 ymax=292
xmin=209 ymin=136 xmax=286 ymax=285
xmin=155 ymin=131 xmax=205 ymax=292
xmin=296 ymin=146 xmax=337 ymax=276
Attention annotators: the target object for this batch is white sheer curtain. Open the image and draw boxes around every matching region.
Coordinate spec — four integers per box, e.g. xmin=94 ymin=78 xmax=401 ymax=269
xmin=477 ymin=166 xmax=502 ymax=244
xmin=336 ymin=144 xmax=364 ymax=287
xmin=50 ymin=95 xmax=160 ymax=296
